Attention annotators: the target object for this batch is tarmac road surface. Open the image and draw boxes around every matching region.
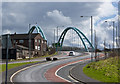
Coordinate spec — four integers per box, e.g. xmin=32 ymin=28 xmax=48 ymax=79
xmin=11 ymin=52 xmax=92 ymax=83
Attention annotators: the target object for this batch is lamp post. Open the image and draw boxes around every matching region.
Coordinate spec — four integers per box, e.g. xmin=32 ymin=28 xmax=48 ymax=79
xmin=56 ymin=26 xmax=64 ymax=53
xmin=56 ymin=26 xmax=64 ymax=42
xmin=116 ymin=26 xmax=118 ymax=48
xmin=80 ymin=16 xmax=93 ymax=47
xmin=94 ymin=30 xmax=98 ymax=61
xmin=119 ymin=36 xmax=120 ymax=47
xmin=29 ymin=24 xmax=31 ymax=61
xmin=80 ymin=16 xmax=93 ymax=61
xmin=5 ymin=34 xmax=9 ymax=84
xmin=105 ymin=21 xmax=115 ymax=52
xmin=54 ymin=29 xmax=55 ymax=47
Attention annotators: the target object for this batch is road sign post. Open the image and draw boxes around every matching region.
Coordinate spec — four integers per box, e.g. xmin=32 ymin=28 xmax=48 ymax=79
xmin=5 ymin=34 xmax=9 ymax=84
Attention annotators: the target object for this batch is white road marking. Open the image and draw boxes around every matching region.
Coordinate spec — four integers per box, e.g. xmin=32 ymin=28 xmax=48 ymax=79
xmin=68 ymin=75 xmax=78 ymax=82
xmin=55 ymin=60 xmax=84 ymax=82
xmin=10 ymin=62 xmax=49 ymax=83
xmin=10 ymin=52 xmax=103 ymax=83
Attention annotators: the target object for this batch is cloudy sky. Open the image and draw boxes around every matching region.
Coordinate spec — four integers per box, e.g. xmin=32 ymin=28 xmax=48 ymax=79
xmin=1 ymin=0 xmax=119 ymax=49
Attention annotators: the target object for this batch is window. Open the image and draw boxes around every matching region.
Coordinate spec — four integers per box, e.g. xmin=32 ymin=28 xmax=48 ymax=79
xmin=38 ymin=46 xmax=40 ymax=50
xmin=35 ymin=46 xmax=37 ymax=50
xmin=35 ymin=39 xmax=37 ymax=42
xmin=44 ymin=41 xmax=47 ymax=44
xmin=13 ymin=40 xmax=16 ymax=43
xmin=19 ymin=40 xmax=24 ymax=43
xmin=38 ymin=39 xmax=41 ymax=43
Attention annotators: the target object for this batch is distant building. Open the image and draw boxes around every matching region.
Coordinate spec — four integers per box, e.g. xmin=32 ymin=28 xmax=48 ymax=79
xmin=2 ymin=33 xmax=47 ymax=59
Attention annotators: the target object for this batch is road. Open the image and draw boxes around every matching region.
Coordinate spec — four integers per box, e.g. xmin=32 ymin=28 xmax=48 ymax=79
xmin=1 ymin=51 xmax=81 ymax=64
xmin=11 ymin=51 xmax=93 ymax=83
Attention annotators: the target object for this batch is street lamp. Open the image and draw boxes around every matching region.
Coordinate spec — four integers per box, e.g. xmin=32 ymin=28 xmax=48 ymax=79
xmin=80 ymin=16 xmax=93 ymax=62
xmin=5 ymin=34 xmax=9 ymax=84
xmin=56 ymin=26 xmax=64 ymax=53
xmin=105 ymin=21 xmax=115 ymax=51
xmin=29 ymin=24 xmax=31 ymax=62
xmin=80 ymin=16 xmax=93 ymax=47
xmin=116 ymin=26 xmax=118 ymax=48
xmin=56 ymin=26 xmax=64 ymax=42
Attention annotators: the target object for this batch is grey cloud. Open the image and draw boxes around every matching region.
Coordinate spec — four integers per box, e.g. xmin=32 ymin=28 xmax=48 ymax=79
xmin=2 ymin=2 xmax=115 ymax=47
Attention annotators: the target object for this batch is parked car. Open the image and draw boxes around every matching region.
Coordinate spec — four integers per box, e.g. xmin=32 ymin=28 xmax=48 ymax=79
xmin=46 ymin=57 xmax=52 ymax=61
xmin=53 ymin=57 xmax=58 ymax=61
xmin=69 ymin=51 xmax=75 ymax=56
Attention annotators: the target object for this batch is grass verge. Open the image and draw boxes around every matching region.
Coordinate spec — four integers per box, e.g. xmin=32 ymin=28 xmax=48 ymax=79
xmin=83 ymin=56 xmax=120 ymax=82
xmin=0 ymin=61 xmax=40 ymax=73
xmin=6 ymin=52 xmax=58 ymax=62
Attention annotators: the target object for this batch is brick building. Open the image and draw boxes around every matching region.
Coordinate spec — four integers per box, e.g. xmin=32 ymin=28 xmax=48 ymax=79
xmin=2 ymin=33 xmax=47 ymax=59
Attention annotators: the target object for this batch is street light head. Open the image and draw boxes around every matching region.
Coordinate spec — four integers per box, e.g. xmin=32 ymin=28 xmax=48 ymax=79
xmin=80 ymin=16 xmax=83 ymax=17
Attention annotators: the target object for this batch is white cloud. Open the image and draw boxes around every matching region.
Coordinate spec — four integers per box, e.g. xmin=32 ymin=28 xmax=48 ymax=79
xmin=47 ymin=10 xmax=72 ymax=25
xmin=3 ymin=29 xmax=14 ymax=34
xmin=97 ymin=2 xmax=117 ymax=17
xmin=2 ymin=2 xmax=118 ymax=48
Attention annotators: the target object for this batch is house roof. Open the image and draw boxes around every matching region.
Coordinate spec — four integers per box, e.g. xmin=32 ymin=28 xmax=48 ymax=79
xmin=10 ymin=33 xmax=42 ymax=40
xmin=17 ymin=45 xmax=29 ymax=50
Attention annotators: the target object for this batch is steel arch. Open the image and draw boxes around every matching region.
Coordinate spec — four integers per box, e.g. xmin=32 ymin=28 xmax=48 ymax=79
xmin=28 ymin=25 xmax=46 ymax=40
xmin=57 ymin=27 xmax=94 ymax=52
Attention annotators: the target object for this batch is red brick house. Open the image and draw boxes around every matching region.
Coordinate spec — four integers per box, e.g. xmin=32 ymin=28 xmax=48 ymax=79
xmin=10 ymin=33 xmax=47 ymax=59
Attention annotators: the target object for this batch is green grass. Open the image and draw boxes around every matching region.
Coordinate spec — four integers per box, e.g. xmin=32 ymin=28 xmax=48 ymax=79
xmin=0 ymin=52 xmax=58 ymax=73
xmin=0 ymin=61 xmax=40 ymax=73
xmin=83 ymin=56 xmax=120 ymax=82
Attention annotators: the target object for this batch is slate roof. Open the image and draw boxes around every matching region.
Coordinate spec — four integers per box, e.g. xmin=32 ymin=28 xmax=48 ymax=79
xmin=10 ymin=33 xmax=40 ymax=40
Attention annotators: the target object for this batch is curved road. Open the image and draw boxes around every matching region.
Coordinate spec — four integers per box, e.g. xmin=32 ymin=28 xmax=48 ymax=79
xmin=11 ymin=52 xmax=92 ymax=83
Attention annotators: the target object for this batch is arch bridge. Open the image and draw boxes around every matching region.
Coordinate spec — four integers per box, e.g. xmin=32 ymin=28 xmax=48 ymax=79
xmin=57 ymin=27 xmax=94 ymax=52
xmin=28 ymin=25 xmax=46 ymax=40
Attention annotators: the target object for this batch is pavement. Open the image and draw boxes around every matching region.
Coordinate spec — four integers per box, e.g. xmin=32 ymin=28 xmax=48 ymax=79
xmin=69 ymin=62 xmax=100 ymax=84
